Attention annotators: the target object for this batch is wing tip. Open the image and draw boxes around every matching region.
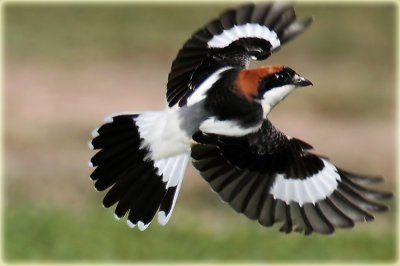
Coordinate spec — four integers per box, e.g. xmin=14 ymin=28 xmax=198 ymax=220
xmin=127 ymin=219 xmax=136 ymax=228
xmin=91 ymin=127 xmax=100 ymax=138
xmin=114 ymin=213 xmax=121 ymax=221
xmin=302 ymin=15 xmax=314 ymax=28
xmin=88 ymin=141 xmax=94 ymax=150
xmin=280 ymin=15 xmax=314 ymax=45
xmin=138 ymin=221 xmax=150 ymax=231
xmin=103 ymin=115 xmax=114 ymax=124
xmin=158 ymin=211 xmax=170 ymax=226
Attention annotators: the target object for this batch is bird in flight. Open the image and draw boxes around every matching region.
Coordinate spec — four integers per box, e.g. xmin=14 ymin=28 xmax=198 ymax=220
xmin=88 ymin=2 xmax=391 ymax=235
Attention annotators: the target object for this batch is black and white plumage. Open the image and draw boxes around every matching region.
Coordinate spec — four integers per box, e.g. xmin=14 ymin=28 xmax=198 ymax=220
xmin=167 ymin=2 xmax=313 ymax=108
xmin=88 ymin=2 xmax=391 ymax=234
xmin=191 ymin=122 xmax=391 ymax=234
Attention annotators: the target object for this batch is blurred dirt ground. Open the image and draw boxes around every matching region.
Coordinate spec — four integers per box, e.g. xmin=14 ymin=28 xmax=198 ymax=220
xmin=4 ymin=59 xmax=396 ymax=207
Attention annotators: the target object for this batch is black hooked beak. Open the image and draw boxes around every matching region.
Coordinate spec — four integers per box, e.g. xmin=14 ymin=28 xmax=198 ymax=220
xmin=293 ymin=74 xmax=313 ymax=87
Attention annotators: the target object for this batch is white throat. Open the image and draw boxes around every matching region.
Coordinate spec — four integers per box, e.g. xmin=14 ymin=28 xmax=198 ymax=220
xmin=259 ymin=84 xmax=296 ymax=116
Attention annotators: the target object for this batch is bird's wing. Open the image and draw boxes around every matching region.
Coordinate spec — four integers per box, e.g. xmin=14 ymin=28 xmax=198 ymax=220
xmin=191 ymin=119 xmax=392 ymax=235
xmin=167 ymin=2 xmax=313 ymax=108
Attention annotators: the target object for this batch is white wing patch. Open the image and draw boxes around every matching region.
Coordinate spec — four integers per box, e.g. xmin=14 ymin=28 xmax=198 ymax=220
xmin=270 ymin=159 xmax=341 ymax=206
xmin=207 ymin=23 xmax=281 ymax=49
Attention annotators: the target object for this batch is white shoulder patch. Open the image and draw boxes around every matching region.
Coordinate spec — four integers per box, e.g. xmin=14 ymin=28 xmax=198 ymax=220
xmin=186 ymin=67 xmax=231 ymax=106
xmin=207 ymin=23 xmax=281 ymax=49
xmin=199 ymin=117 xmax=261 ymax=137
xmin=270 ymin=159 xmax=341 ymax=206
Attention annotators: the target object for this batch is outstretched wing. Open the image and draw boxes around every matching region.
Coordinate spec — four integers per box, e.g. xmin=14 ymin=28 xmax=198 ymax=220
xmin=167 ymin=2 xmax=313 ymax=107
xmin=191 ymin=119 xmax=392 ymax=235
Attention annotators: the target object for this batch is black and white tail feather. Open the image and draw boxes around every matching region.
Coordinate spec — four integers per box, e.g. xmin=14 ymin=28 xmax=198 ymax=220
xmin=89 ymin=112 xmax=190 ymax=230
xmin=88 ymin=2 xmax=391 ymax=234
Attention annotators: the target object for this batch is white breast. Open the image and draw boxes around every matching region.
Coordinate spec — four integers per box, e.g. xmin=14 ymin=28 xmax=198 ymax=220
xmin=259 ymin=84 xmax=296 ymax=116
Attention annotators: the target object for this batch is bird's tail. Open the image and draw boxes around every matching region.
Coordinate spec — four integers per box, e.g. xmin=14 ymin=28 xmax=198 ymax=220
xmin=88 ymin=111 xmax=190 ymax=230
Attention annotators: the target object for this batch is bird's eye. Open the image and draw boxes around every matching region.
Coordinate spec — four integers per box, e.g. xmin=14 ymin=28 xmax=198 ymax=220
xmin=275 ymin=72 xmax=290 ymax=83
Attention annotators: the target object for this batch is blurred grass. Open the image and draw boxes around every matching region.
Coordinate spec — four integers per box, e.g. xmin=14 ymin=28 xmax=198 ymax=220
xmin=4 ymin=203 xmax=396 ymax=263
xmin=3 ymin=2 xmax=397 ymax=263
xmin=4 ymin=3 xmax=395 ymax=65
xmin=4 ymin=3 xmax=229 ymax=64
xmin=4 ymin=2 xmax=395 ymax=118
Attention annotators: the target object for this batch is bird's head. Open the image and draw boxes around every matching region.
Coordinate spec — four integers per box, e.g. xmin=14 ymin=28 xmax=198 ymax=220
xmin=236 ymin=65 xmax=312 ymax=116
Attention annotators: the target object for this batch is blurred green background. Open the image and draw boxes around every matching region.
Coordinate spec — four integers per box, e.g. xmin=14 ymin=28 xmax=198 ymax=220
xmin=3 ymin=1 xmax=397 ymax=263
